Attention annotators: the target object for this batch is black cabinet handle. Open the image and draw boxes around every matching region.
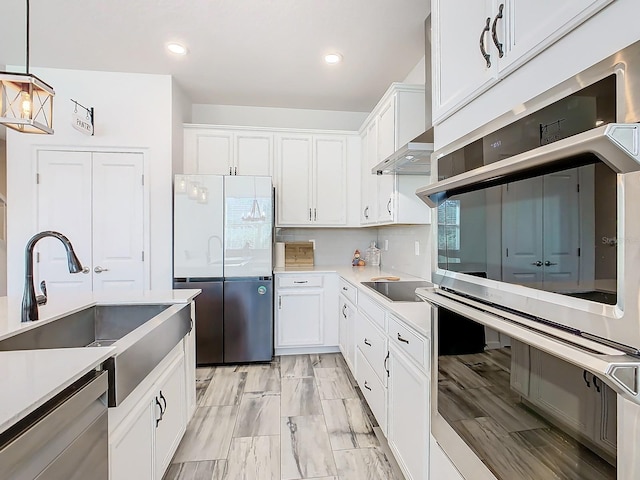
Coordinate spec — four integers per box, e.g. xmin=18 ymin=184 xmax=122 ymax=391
xmin=364 ymin=206 xmax=369 ymax=219
xmin=364 ymin=381 xmax=372 ymax=391
xmin=342 ymin=304 xmax=347 ymax=318
xmin=155 ymin=396 xmax=164 ymax=427
xmin=364 ymin=338 xmax=372 ymax=347
xmin=160 ymin=390 xmax=167 ymax=410
xmin=593 ymin=376 xmax=601 ymax=393
xmin=229 ymin=166 xmax=233 ymax=175
xmin=491 ymin=4 xmax=504 ymax=58
xmin=384 ymin=351 xmax=390 ymax=377
xmin=479 ymin=17 xmax=492 ymax=68
xmin=387 ymin=198 xmax=392 ymax=215
xmin=583 ymin=370 xmax=591 ymax=388
xmin=397 ymin=333 xmax=409 ymax=344
xmin=342 ymin=286 xmax=348 ymax=291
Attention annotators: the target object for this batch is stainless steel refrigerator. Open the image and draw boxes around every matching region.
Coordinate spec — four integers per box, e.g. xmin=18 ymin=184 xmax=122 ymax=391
xmin=173 ymin=174 xmax=273 ymax=364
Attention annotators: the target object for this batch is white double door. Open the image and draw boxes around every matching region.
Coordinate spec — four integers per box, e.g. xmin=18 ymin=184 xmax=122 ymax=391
xmin=36 ymin=150 xmax=145 ymax=293
xmin=501 ymin=169 xmax=580 ymax=291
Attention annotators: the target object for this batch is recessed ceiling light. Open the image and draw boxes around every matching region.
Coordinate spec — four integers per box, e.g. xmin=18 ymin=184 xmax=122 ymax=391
xmin=324 ymin=53 xmax=343 ymax=64
xmin=167 ymin=43 xmax=188 ymax=55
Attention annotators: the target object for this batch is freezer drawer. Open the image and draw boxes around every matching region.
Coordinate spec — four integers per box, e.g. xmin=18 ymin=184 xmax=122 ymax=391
xmin=174 ymin=279 xmax=223 ymax=365
xmin=224 ymin=278 xmax=273 ymax=363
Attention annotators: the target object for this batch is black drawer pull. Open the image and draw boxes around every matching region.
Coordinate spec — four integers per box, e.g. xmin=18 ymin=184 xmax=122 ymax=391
xmin=364 ymin=381 xmax=372 ymax=391
xmin=293 ymin=280 xmax=308 ymax=284
xmin=397 ymin=333 xmax=409 ymax=344
xmin=364 ymin=338 xmax=372 ymax=347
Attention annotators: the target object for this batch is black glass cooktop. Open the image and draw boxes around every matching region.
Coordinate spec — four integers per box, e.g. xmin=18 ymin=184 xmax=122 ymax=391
xmin=360 ymin=281 xmax=432 ymax=302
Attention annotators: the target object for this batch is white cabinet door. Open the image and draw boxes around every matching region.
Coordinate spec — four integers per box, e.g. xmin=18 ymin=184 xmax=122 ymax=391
xmin=388 ymin=346 xmax=429 ymax=480
xmin=377 ymin=176 xmax=395 ymax=223
xmin=185 ymin=129 xmax=233 ymax=175
xmin=498 ymin=0 xmax=614 ymax=75
xmin=596 ymin=380 xmax=617 ymax=457
xmin=314 ymin=136 xmax=346 ymax=225
xmin=154 ymin=355 xmax=187 ymax=479
xmin=92 ymin=153 xmax=144 ymax=292
xmin=377 ymin=96 xmax=396 ymax=162
xmin=36 ymin=150 xmax=145 ymax=294
xmin=361 ymin=122 xmax=378 ymax=225
xmin=276 ymin=289 xmax=324 ymax=347
xmin=110 ymin=400 xmax=154 ymax=480
xmin=339 ymin=295 xmax=356 ymax=372
xmin=235 ymin=132 xmax=273 ymax=176
xmin=432 ymin=0 xmax=497 ymax=122
xmin=277 ymin=135 xmax=313 ymax=225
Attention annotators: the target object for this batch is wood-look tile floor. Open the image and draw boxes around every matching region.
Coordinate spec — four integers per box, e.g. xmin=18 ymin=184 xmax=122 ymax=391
xmin=165 ymin=354 xmax=404 ymax=480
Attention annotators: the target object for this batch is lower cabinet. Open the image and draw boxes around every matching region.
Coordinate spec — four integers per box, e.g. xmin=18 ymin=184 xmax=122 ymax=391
xmin=275 ymin=273 xmax=338 ymax=354
xmin=388 ymin=344 xmax=429 ymax=480
xmin=109 ymin=344 xmax=187 ymax=480
xmin=338 ymin=293 xmax=356 ymax=371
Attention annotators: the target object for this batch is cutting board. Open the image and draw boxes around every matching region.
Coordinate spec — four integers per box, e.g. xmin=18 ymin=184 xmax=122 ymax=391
xmin=284 ymin=242 xmax=314 ymax=266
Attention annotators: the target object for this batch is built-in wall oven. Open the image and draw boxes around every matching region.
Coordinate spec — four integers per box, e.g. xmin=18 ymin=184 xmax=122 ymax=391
xmin=417 ymin=38 xmax=640 ymax=480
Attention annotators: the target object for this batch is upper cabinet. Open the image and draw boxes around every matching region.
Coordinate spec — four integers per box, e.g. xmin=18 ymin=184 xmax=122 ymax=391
xmin=276 ymin=133 xmax=357 ymax=227
xmin=184 ymin=126 xmax=273 ymax=177
xmin=432 ymin=0 xmax=615 ymax=123
xmin=360 ymin=83 xmax=431 ymax=226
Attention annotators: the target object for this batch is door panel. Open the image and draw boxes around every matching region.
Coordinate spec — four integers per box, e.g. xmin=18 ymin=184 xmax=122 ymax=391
xmin=194 ymin=132 xmax=233 ymax=175
xmin=314 ymin=136 xmax=346 ymax=225
xmin=235 ymin=133 xmax=272 ymax=176
xmin=36 ymin=150 xmax=93 ymax=293
xmin=92 ymin=153 xmax=144 ymax=292
xmin=277 ymin=135 xmax=312 ymax=225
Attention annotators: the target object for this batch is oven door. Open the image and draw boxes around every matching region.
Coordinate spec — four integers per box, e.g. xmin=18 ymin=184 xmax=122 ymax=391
xmin=419 ymin=288 xmax=640 ymax=480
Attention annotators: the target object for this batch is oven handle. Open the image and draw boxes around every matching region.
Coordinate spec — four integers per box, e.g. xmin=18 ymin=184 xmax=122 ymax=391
xmin=419 ymin=288 xmax=640 ymax=404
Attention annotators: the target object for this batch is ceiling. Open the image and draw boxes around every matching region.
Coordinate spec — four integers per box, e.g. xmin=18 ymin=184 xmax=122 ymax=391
xmin=0 ymin=0 xmax=429 ymax=113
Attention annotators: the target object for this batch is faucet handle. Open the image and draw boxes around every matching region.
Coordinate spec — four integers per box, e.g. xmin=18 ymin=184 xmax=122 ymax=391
xmin=36 ymin=280 xmax=48 ymax=306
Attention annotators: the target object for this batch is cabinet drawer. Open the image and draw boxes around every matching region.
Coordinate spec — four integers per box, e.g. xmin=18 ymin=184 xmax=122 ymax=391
xmin=356 ymin=348 xmax=387 ymax=434
xmin=356 ymin=312 xmax=387 ymax=386
xmin=388 ymin=315 xmax=428 ymax=370
xmin=339 ymin=278 xmax=358 ymax=304
xmin=358 ymin=293 xmax=385 ymax=329
xmin=278 ymin=275 xmax=323 ymax=288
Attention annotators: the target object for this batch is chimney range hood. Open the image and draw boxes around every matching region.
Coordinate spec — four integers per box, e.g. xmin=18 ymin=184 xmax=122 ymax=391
xmin=372 ymin=129 xmax=434 ymax=175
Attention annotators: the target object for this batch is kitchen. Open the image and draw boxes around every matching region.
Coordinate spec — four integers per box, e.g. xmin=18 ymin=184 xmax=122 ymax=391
xmin=1 ymin=0 xmax=640 ymax=479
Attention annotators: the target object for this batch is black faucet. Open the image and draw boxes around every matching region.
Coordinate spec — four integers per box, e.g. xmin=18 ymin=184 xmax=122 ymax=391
xmin=22 ymin=231 xmax=84 ymax=322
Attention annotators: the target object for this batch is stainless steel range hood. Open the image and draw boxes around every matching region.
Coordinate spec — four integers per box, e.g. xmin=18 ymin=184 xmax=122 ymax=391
xmin=372 ymin=129 xmax=434 ymax=175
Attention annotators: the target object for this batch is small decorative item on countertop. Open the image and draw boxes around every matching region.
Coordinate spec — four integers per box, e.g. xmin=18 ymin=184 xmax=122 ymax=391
xmin=365 ymin=241 xmax=381 ymax=267
xmin=352 ymin=249 xmax=365 ymax=266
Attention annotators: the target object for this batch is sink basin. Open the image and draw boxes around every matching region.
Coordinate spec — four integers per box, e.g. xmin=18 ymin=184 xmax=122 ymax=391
xmin=0 ymin=303 xmax=192 ymax=406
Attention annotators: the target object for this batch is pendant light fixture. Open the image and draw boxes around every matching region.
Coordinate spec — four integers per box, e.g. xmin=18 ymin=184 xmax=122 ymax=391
xmin=0 ymin=0 xmax=55 ymax=134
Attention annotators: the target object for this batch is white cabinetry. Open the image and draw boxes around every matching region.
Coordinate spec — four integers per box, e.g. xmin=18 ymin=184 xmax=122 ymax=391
xmin=36 ymin=149 xmax=145 ymax=294
xmin=338 ymin=278 xmax=357 ymax=371
xmin=275 ymin=273 xmax=339 ymax=354
xmin=512 ymin=342 xmax=616 ymax=461
xmin=109 ymin=343 xmax=187 ymax=480
xmin=432 ymin=0 xmax=614 ymax=122
xmin=387 ymin=316 xmax=429 ymax=480
xmin=430 ymin=435 xmax=465 ymax=480
xmin=184 ymin=126 xmax=273 ymax=176
xmin=359 ymin=83 xmax=431 ymax=226
xmin=276 ymin=134 xmax=348 ymax=226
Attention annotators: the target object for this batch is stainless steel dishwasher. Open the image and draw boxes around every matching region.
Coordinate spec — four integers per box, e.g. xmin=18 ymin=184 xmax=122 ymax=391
xmin=0 ymin=370 xmax=109 ymax=480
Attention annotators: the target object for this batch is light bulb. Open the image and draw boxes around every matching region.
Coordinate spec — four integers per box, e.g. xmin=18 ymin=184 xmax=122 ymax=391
xmin=187 ymin=182 xmax=200 ymax=200
xmin=176 ymin=177 xmax=187 ymax=194
xmin=20 ymin=91 xmax=32 ymax=118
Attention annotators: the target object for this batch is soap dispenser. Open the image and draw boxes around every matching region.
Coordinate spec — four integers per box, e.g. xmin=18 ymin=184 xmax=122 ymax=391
xmin=366 ymin=241 xmax=381 ymax=267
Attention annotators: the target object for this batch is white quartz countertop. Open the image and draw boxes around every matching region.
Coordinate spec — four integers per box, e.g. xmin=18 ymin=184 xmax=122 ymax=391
xmin=0 ymin=347 xmax=114 ymax=432
xmin=274 ymin=265 xmax=433 ymax=338
xmin=0 ymin=289 xmax=200 ymax=434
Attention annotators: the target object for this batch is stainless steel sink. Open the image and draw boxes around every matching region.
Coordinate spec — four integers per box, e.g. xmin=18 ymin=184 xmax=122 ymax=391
xmin=0 ymin=303 xmax=192 ymax=406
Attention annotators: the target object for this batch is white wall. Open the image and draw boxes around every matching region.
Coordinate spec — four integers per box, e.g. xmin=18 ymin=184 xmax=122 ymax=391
xmin=403 ymin=56 xmax=426 ymax=85
xmin=435 ymin=0 xmax=640 ymax=149
xmin=172 ymin=81 xmax=192 ymax=175
xmin=192 ymin=104 xmax=368 ymax=131
xmin=6 ymin=67 xmax=174 ymax=296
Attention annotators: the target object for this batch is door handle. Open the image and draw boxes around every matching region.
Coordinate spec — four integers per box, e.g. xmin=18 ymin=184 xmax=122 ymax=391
xmin=155 ymin=396 xmax=164 ymax=427
xmin=234 ymin=166 xmax=238 ymax=175
xmin=309 ymin=208 xmax=312 ymax=221
xmin=364 ymin=338 xmax=372 ymax=347
xmin=479 ymin=17 xmax=492 ymax=68
xmin=387 ymin=198 xmax=392 ymax=215
xmin=314 ymin=208 xmax=317 ymax=221
xmin=342 ymin=304 xmax=347 ymax=318
xmin=229 ymin=166 xmax=233 ymax=175
xmin=364 ymin=206 xmax=369 ymax=219
xmin=81 ymin=266 xmax=90 ymax=274
xmin=397 ymin=333 xmax=409 ymax=344
xmin=364 ymin=381 xmax=371 ymax=391
xmin=159 ymin=390 xmax=167 ymax=410
xmin=94 ymin=266 xmax=109 ymax=273
xmin=491 ymin=3 xmax=504 ymax=58
xmin=530 ymin=261 xmax=543 ymax=267
xmin=544 ymin=261 xmax=558 ymax=266
xmin=384 ymin=351 xmax=389 ymax=377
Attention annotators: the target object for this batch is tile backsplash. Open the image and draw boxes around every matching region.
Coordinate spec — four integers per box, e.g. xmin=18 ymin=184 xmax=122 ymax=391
xmin=277 ymin=224 xmax=432 ymax=279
